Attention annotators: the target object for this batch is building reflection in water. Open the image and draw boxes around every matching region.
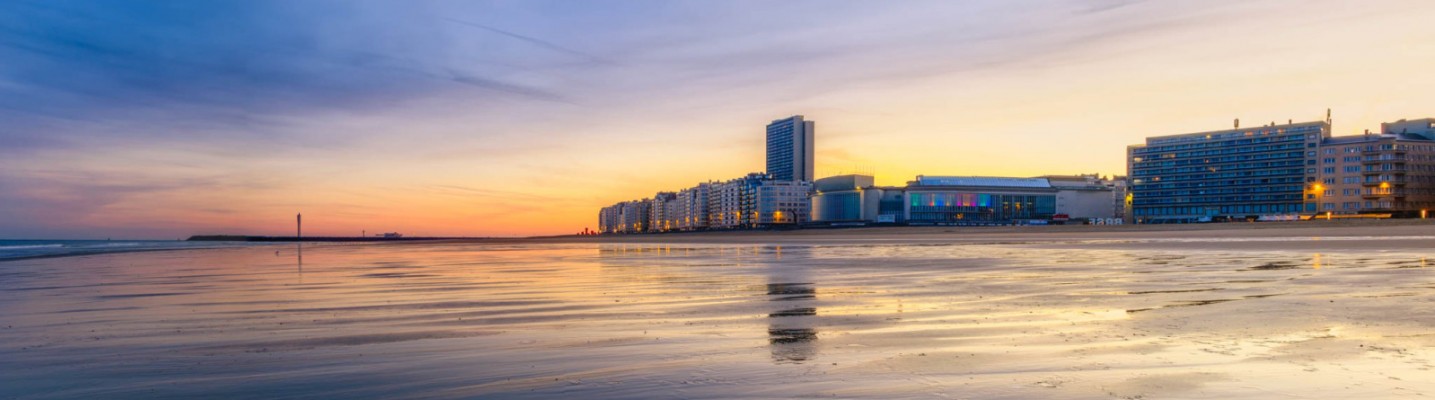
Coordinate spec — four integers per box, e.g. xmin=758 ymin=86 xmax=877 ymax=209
xmin=765 ymin=246 xmax=818 ymax=364
xmin=296 ymin=243 xmax=304 ymax=283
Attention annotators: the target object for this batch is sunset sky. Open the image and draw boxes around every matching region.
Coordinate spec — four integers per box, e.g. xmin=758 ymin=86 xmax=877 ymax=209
xmin=3 ymin=0 xmax=1434 ymax=239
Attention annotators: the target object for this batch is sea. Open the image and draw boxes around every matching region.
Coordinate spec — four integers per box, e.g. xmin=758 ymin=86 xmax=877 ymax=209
xmin=0 ymin=239 xmax=265 ymax=261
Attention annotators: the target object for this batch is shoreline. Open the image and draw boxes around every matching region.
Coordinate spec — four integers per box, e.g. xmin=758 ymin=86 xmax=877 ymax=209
xmin=10 ymin=220 xmax=1432 ymax=263
xmin=529 ymin=218 xmax=1435 ymax=244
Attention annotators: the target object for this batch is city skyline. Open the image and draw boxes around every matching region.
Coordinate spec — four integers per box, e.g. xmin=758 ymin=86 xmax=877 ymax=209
xmin=4 ymin=0 xmax=1435 ymax=239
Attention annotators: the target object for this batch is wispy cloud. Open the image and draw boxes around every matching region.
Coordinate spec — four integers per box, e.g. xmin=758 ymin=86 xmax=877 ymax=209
xmin=444 ymin=18 xmax=615 ymax=65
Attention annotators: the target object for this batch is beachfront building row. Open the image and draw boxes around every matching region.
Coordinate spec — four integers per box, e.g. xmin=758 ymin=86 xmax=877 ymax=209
xmin=1127 ymin=116 xmax=1435 ymax=223
xmin=598 ymin=199 xmax=654 ymax=234
xmin=598 ymin=173 xmax=813 ymax=234
xmin=810 ymin=174 xmax=1121 ymax=225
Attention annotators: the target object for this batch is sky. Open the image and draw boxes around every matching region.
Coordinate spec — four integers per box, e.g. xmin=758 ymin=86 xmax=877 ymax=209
xmin=2 ymin=0 xmax=1434 ymax=239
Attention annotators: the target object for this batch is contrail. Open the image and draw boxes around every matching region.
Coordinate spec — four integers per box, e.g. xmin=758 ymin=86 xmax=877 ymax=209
xmin=444 ymin=18 xmax=612 ymax=65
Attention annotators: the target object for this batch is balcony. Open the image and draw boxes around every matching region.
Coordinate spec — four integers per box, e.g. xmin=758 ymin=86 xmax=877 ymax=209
xmin=1362 ymin=179 xmax=1408 ymax=187
xmin=1361 ymin=190 xmax=1406 ymax=199
xmin=1361 ymin=147 xmax=1402 ymax=154
xmin=1362 ymin=167 xmax=1410 ymax=176
xmin=1362 ymin=156 xmax=1408 ymax=164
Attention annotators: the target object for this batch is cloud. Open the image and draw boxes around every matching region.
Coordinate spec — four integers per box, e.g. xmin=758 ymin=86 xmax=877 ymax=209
xmin=444 ymin=18 xmax=614 ymax=66
xmin=0 ymin=1 xmax=572 ymax=148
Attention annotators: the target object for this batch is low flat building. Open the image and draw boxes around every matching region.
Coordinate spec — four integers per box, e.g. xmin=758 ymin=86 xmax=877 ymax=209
xmin=812 ymin=174 xmax=886 ymax=223
xmin=811 ymin=174 xmax=1116 ymax=225
xmin=905 ymin=176 xmax=1058 ymax=224
xmin=756 ymin=180 xmax=812 ymax=225
xmin=1044 ymin=174 xmax=1123 ymax=221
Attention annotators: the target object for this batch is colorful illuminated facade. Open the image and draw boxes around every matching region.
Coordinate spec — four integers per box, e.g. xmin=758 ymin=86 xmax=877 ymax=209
xmin=811 ymin=174 xmax=1118 ymax=225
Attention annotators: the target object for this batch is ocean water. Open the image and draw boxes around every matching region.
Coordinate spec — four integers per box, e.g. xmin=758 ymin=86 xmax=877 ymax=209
xmin=3 ymin=239 xmax=1435 ymax=398
xmin=0 ymin=239 xmax=266 ymax=261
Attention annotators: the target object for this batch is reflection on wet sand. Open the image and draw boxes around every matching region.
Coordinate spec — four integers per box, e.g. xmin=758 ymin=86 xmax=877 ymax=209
xmin=765 ymin=248 xmax=818 ymax=364
xmin=4 ymin=238 xmax=1435 ymax=399
xmin=767 ymin=283 xmax=817 ymax=363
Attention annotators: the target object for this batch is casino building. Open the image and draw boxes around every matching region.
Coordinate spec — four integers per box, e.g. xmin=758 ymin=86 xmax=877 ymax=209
xmin=811 ymin=174 xmax=1119 ymax=225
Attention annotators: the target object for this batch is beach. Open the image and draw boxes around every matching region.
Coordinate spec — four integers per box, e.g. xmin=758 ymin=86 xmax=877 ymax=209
xmin=3 ymin=222 xmax=1435 ymax=399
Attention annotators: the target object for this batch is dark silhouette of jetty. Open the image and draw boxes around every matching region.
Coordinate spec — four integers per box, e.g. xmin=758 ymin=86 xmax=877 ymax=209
xmin=186 ymin=235 xmax=493 ymax=242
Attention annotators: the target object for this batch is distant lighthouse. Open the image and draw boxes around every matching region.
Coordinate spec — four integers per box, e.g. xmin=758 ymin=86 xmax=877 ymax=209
xmin=297 ymin=213 xmax=302 ymax=239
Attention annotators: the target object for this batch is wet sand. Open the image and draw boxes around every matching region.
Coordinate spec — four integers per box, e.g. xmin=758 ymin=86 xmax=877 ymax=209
xmin=3 ymin=223 xmax=1435 ymax=398
xmin=550 ymin=218 xmax=1435 ymax=243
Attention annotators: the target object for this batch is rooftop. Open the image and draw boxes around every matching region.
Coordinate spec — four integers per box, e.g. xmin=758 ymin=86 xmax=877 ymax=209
xmin=1136 ymin=120 xmax=1328 ymax=147
xmin=911 ymin=176 xmax=1051 ymax=188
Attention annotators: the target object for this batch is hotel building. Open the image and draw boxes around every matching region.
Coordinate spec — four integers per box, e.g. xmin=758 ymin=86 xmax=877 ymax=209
xmin=1315 ymin=118 xmax=1435 ymax=215
xmin=675 ymin=183 xmax=711 ymax=230
xmin=1127 ymin=120 xmax=1328 ymax=223
xmin=648 ymin=192 xmax=679 ymax=232
xmin=766 ymin=115 xmax=815 ymax=182
xmin=599 ymin=199 xmax=653 ymax=233
xmin=1128 ymin=116 xmax=1435 ymax=223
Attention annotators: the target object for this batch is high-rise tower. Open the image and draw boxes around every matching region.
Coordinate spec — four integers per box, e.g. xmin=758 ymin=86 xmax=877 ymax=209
xmin=765 ymin=115 xmax=815 ymax=182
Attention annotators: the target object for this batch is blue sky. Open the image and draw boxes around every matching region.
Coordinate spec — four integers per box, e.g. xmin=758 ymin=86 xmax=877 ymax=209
xmin=3 ymin=0 xmax=1434 ymax=238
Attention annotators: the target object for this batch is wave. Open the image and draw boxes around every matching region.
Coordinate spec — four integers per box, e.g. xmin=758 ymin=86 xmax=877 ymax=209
xmin=0 ymin=244 xmax=64 ymax=250
xmin=79 ymin=242 xmax=142 ymax=248
xmin=0 ymin=240 xmax=275 ymax=262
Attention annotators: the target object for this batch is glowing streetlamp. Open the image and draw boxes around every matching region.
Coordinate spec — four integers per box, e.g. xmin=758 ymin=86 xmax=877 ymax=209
xmin=1309 ymin=184 xmax=1324 ymax=218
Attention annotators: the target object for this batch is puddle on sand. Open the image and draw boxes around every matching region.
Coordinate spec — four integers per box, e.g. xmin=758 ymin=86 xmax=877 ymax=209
xmin=1247 ymin=262 xmax=1302 ymax=270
